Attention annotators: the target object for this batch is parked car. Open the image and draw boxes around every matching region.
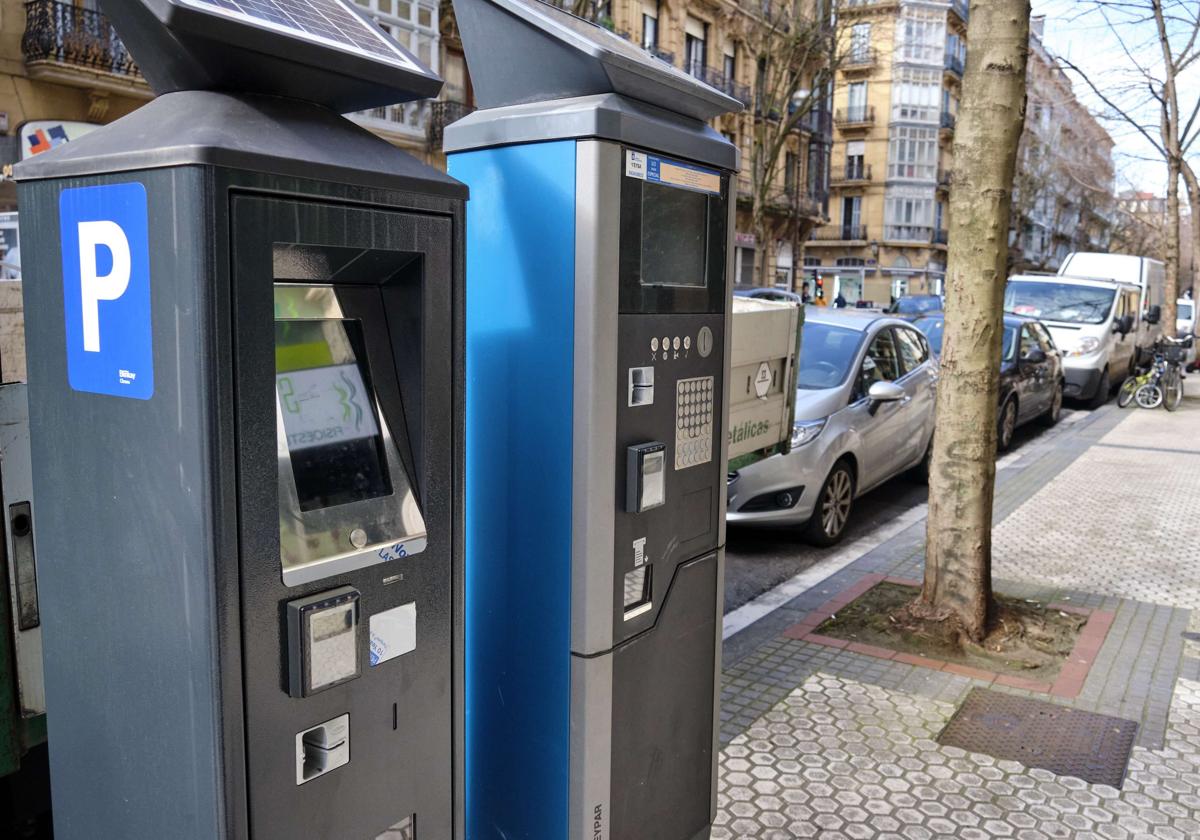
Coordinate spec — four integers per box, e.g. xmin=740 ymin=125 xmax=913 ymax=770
xmin=912 ymin=313 xmax=1065 ymax=450
xmin=727 ymin=311 xmax=938 ymax=545
xmin=1176 ymin=297 xmax=1196 ymax=369
xmin=887 ymin=294 xmax=943 ymax=319
xmin=733 ymin=284 xmax=804 ymax=304
xmin=1005 ymin=273 xmax=1149 ymax=408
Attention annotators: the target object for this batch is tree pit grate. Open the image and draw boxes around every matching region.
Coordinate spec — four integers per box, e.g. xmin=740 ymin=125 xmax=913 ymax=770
xmin=937 ymin=687 xmax=1138 ymax=788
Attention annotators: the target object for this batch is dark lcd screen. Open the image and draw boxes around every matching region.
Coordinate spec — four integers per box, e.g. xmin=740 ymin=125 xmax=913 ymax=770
xmin=275 ymin=318 xmax=393 ymax=512
xmin=640 ymin=181 xmax=709 ymax=288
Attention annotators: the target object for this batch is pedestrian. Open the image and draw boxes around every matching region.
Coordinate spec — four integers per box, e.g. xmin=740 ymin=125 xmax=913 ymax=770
xmin=801 ymin=282 xmax=812 ymax=304
xmin=834 ymin=292 xmax=847 ymax=309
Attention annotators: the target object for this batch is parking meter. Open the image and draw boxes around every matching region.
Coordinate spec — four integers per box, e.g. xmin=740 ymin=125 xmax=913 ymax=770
xmin=14 ymin=3 xmax=465 ymax=838
xmin=445 ymin=1 xmax=740 ymax=837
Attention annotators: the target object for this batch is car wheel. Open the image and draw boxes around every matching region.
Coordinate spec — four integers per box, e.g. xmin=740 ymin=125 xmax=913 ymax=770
xmin=1041 ymin=380 xmax=1063 ymax=426
xmin=1087 ymin=368 xmax=1110 ymax=410
xmin=803 ymin=461 xmax=855 ymax=547
xmin=997 ymin=398 xmax=1017 ymax=452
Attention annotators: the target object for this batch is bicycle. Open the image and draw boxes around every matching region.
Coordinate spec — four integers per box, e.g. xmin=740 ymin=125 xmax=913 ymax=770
xmin=1117 ymin=336 xmax=1191 ymax=410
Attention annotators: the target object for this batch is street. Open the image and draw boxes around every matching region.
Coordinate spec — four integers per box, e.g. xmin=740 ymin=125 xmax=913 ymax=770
xmin=724 ymin=407 xmax=1088 ymax=616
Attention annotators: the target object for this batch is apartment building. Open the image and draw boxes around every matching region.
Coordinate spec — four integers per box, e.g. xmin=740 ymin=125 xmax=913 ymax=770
xmin=1009 ymin=16 xmax=1115 ymax=273
xmin=805 ymin=0 xmax=967 ymax=306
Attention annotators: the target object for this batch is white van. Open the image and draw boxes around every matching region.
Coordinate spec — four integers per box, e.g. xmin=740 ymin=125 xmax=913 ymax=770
xmin=1058 ymin=252 xmax=1165 ymax=357
xmin=1006 ymin=274 xmax=1143 ymax=408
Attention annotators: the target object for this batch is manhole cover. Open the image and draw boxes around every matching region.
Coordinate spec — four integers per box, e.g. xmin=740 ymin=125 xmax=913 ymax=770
xmin=937 ymin=688 xmax=1138 ymax=788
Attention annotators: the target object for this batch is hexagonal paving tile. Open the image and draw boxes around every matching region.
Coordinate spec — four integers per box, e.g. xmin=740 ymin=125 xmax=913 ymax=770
xmin=715 ymin=673 xmax=1200 ymax=838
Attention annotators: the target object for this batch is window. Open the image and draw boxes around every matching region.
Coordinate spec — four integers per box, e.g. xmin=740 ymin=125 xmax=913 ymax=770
xmin=847 ymin=82 xmax=868 ymax=121
xmin=1031 ymin=322 xmax=1057 ymax=353
xmin=352 ymin=0 xmax=439 ymax=131
xmin=846 ymin=140 xmax=865 ymax=179
xmin=785 ymin=152 xmax=798 ymax=195
xmin=1019 ymin=326 xmax=1040 ymax=360
xmin=895 ymin=328 xmax=929 ymax=373
xmin=685 ymin=17 xmax=708 ymax=77
xmin=887 ymin=126 xmax=938 ymax=180
xmin=804 ymin=256 xmax=822 ymax=267
xmin=884 ymin=186 xmax=935 ymax=240
xmin=836 ymin=257 xmax=866 ymax=267
xmin=851 ymin=23 xmax=871 ymax=61
xmin=841 ymin=196 xmax=862 ymax=237
xmin=897 ymin=6 xmax=947 ymax=65
xmin=891 ymin=67 xmax=940 ymax=123
xmin=723 ymin=46 xmax=736 ymax=85
xmin=857 ymin=330 xmax=902 ymax=398
xmin=641 ymin=0 xmax=659 ymax=50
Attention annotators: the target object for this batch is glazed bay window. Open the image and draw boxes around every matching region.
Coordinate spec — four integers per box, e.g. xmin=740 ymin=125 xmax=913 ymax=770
xmin=885 ymin=186 xmax=935 ymax=241
xmin=892 ymin=67 xmax=940 ymax=123
xmin=352 ymin=0 xmax=439 ymax=136
xmin=887 ymin=126 xmax=938 ymax=181
xmin=897 ymin=6 xmax=946 ymax=65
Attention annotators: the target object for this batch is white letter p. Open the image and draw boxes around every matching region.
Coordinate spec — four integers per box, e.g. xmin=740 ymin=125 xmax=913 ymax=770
xmin=78 ymin=220 xmax=131 ymax=353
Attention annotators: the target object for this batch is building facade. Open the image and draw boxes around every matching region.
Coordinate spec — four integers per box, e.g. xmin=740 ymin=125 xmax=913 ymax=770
xmin=1008 ymin=16 xmax=1115 ymax=273
xmin=806 ymin=0 xmax=968 ymax=307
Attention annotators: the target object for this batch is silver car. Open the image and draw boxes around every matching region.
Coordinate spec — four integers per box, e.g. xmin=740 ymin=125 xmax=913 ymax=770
xmin=727 ymin=310 xmax=938 ymax=544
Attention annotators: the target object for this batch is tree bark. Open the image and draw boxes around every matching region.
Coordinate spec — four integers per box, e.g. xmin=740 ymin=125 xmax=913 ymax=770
xmin=920 ymin=0 xmax=1031 ymax=642
xmin=1183 ymin=162 xmax=1200 ymax=296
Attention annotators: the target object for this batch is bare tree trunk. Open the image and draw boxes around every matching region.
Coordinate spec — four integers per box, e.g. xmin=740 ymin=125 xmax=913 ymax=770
xmin=919 ymin=0 xmax=1031 ymax=642
xmin=1183 ymin=162 xmax=1200 ymax=297
xmin=1164 ymin=158 xmax=1181 ymax=328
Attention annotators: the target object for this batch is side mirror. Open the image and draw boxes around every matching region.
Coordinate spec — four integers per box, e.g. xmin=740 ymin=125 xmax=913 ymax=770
xmin=1146 ymin=305 xmax=1162 ymax=325
xmin=1115 ymin=314 xmax=1135 ymax=334
xmin=868 ymin=381 xmax=906 ymax=402
xmin=1021 ymin=348 xmax=1047 ymax=364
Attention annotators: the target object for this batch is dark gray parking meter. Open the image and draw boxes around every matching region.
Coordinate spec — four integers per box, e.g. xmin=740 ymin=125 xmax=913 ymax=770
xmin=15 ymin=3 xmax=464 ymax=839
xmin=447 ymin=1 xmax=740 ymax=838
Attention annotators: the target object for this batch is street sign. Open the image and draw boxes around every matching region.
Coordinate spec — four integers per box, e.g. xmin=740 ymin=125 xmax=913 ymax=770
xmin=58 ymin=182 xmax=153 ymax=400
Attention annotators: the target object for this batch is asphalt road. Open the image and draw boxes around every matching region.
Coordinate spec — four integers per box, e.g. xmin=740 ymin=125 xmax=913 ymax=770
xmin=723 ymin=405 xmax=1090 ymax=615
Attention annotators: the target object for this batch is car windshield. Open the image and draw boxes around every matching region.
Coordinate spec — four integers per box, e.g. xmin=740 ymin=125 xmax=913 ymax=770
xmin=913 ymin=317 xmax=1017 ymax=361
xmin=891 ymin=296 xmax=941 ymax=314
xmin=1004 ymin=281 xmax=1116 ymax=324
xmin=1179 ymin=303 xmax=1193 ymax=320
xmin=797 ymin=322 xmax=865 ymax=389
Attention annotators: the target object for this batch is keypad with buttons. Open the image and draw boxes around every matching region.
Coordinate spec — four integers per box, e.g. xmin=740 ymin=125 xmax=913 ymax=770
xmin=675 ymin=376 xmax=714 ymax=470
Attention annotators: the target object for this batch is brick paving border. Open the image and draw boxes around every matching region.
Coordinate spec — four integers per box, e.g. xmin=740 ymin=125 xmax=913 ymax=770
xmin=780 ymin=573 xmax=1117 ymax=699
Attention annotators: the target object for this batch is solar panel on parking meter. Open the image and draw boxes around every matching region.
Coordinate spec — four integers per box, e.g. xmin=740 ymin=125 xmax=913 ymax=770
xmin=15 ymin=2 xmax=465 ymax=839
xmin=101 ymin=0 xmax=441 ymax=111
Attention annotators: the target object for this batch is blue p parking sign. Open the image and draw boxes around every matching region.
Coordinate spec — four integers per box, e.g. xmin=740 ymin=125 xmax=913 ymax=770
xmin=59 ymin=182 xmax=153 ymax=399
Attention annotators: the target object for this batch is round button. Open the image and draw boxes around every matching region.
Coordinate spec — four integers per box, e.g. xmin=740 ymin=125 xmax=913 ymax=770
xmin=673 ymin=336 xmax=681 ymax=351
xmin=350 ymin=528 xmax=368 ymax=549
xmin=697 ymin=326 xmax=714 ymax=358
xmin=684 ymin=336 xmax=691 ymax=350
xmin=651 ymin=337 xmax=659 ymax=352
xmin=662 ymin=336 xmax=670 ymax=351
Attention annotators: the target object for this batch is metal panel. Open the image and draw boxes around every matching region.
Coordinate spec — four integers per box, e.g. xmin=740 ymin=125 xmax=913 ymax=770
xmin=443 ymin=93 xmax=738 ymax=172
xmin=20 ymin=167 xmax=226 ymax=840
xmin=452 ymin=141 xmax=577 ymax=840
xmin=572 ymin=140 xmax=619 ymax=656
xmin=569 ymin=652 xmax=613 ymax=840
xmin=0 ymin=385 xmax=43 ymax=717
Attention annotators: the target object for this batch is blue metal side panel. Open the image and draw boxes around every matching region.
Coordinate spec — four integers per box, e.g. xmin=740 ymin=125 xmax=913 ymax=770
xmin=452 ymin=141 xmax=576 ymax=840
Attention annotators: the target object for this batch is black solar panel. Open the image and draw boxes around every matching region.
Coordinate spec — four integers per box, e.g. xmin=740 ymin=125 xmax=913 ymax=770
xmin=179 ymin=0 xmax=419 ymax=69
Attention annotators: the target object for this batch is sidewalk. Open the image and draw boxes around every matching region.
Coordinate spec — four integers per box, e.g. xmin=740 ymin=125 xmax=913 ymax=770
xmin=715 ymin=398 xmax=1200 ymax=838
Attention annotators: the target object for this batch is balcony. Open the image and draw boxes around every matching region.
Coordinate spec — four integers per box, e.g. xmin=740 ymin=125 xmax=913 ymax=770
xmin=795 ymin=108 xmax=833 ymax=137
xmin=835 ymin=106 xmax=875 ymax=131
xmin=838 ymin=0 xmax=902 ymax=14
xmin=933 ymin=229 xmax=949 ymax=246
xmin=350 ymin=102 xmax=430 ymax=144
xmin=428 ymin=100 xmax=475 ymax=148
xmin=937 ymin=169 xmax=953 ymax=193
xmin=21 ymin=0 xmax=149 ymax=96
xmin=884 ymin=225 xmax=934 ymax=243
xmin=809 ymin=225 xmax=869 ymax=243
xmin=688 ymin=66 xmax=751 ymax=106
xmin=843 ymin=47 xmax=879 ymax=73
xmin=949 ymin=0 xmax=970 ymax=25
xmin=939 ymin=110 xmax=956 ymax=142
xmin=648 ymin=46 xmax=675 ymax=64
xmin=832 ymin=162 xmax=872 ymax=186
xmin=944 ymin=53 xmax=964 ymax=80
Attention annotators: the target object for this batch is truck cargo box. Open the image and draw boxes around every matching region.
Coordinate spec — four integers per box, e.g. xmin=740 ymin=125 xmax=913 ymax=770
xmin=728 ymin=296 xmax=803 ymax=465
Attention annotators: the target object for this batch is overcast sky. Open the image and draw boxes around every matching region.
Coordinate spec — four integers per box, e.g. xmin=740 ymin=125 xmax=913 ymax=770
xmin=1029 ymin=0 xmax=1200 ymax=198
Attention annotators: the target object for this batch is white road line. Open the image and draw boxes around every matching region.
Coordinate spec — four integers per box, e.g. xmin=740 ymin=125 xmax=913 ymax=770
xmin=722 ymin=503 xmax=929 ymax=640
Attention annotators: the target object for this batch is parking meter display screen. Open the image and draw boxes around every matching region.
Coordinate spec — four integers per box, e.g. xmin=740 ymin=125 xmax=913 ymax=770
xmin=640 ymin=181 xmax=709 ymax=288
xmin=275 ymin=319 xmax=393 ymax=511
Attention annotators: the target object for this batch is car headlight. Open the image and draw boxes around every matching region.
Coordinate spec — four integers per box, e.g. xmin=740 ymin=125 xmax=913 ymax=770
xmin=791 ymin=419 xmax=827 ymax=448
xmin=1066 ymin=336 xmax=1101 ymax=357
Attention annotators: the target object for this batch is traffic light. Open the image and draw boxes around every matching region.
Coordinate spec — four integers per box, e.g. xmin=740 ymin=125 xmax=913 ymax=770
xmin=815 ymin=276 xmax=825 ymax=300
